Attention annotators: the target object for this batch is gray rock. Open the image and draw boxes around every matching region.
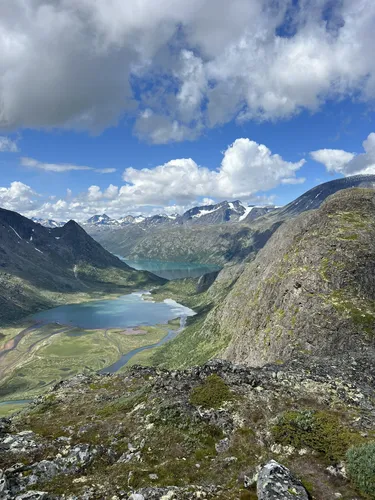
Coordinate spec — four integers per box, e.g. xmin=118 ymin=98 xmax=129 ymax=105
xmin=257 ymin=460 xmax=308 ymax=500
xmin=128 ymin=495 xmax=145 ymax=500
xmin=15 ymin=493 xmax=48 ymax=500
xmin=215 ymin=438 xmax=230 ymax=453
xmin=0 ymin=469 xmax=7 ymax=493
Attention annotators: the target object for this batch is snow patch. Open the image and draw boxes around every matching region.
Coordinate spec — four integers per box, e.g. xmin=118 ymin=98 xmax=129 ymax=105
xmin=239 ymin=206 xmax=255 ymax=221
xmin=9 ymin=226 xmax=22 ymax=240
xmin=192 ymin=206 xmax=221 ymax=219
xmin=35 ymin=248 xmax=43 ymax=254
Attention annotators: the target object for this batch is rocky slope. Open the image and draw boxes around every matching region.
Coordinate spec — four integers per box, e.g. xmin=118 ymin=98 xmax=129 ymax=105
xmin=151 ymin=188 xmax=375 ymax=371
xmin=0 ymin=208 xmax=164 ymax=322
xmin=2 ymin=357 xmax=375 ymax=499
xmin=221 ymin=188 xmax=375 ymax=366
xmin=88 ymin=176 xmax=375 ymax=265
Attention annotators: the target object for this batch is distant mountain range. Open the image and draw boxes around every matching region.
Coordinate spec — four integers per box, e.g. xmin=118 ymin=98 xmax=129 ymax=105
xmin=31 ymin=217 xmax=67 ymax=228
xmin=87 ymin=175 xmax=375 ymax=265
xmin=0 ymin=209 xmax=164 ymax=322
xmin=83 ymin=200 xmax=278 ymax=228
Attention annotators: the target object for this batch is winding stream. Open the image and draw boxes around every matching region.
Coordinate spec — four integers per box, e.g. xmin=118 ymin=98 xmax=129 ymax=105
xmin=100 ymin=315 xmax=188 ymax=374
xmin=1 ymin=292 xmax=195 ymax=406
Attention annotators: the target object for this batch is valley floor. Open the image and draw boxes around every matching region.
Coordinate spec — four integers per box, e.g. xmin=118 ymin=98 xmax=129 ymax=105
xmin=0 ymin=314 xmax=177 ymax=410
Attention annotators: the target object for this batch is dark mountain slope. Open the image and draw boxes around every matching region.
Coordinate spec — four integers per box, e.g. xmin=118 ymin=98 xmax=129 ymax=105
xmin=0 ymin=208 xmax=164 ymax=322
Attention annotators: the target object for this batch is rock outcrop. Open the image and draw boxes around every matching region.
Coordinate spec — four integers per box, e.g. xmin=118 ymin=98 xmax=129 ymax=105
xmin=1 ymin=358 xmax=374 ymax=498
xmin=216 ymin=188 xmax=375 ymax=366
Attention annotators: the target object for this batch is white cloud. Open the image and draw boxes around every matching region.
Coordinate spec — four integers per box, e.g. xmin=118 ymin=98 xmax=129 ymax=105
xmin=0 ymin=136 xmax=18 ymax=152
xmin=310 ymin=132 xmax=375 ymax=176
xmin=0 ymin=137 xmax=304 ymax=220
xmin=0 ymin=181 xmax=39 ymax=212
xmin=21 ymin=157 xmax=116 ymax=174
xmin=120 ymin=138 xmax=304 ymax=204
xmin=0 ymin=1 xmax=375 ymax=142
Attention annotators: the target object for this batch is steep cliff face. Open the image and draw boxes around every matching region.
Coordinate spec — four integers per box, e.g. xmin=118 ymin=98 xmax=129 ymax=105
xmin=219 ymin=188 xmax=375 ymax=366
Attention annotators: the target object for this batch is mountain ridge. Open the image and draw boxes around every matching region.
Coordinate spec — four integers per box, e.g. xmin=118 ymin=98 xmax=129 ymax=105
xmin=0 ymin=208 xmax=164 ymax=322
xmin=87 ymin=175 xmax=375 ymax=266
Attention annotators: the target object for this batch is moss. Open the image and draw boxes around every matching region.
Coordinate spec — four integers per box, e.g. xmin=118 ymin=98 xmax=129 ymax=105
xmin=328 ymin=290 xmax=375 ymax=335
xmin=190 ymin=374 xmax=233 ymax=409
xmin=97 ymin=387 xmax=148 ymax=417
xmin=346 ymin=442 xmax=375 ymax=496
xmin=239 ymin=489 xmax=257 ymax=500
xmin=272 ymin=410 xmax=364 ymax=463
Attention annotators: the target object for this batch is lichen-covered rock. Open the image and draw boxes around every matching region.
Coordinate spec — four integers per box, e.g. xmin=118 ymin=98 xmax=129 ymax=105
xmin=257 ymin=460 xmax=308 ymax=499
xmin=217 ymin=188 xmax=375 ymax=367
xmin=1 ymin=359 xmax=374 ymax=498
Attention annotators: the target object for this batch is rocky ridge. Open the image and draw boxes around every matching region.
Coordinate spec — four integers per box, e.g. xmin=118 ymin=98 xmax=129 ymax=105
xmin=1 ymin=357 xmax=375 ymax=499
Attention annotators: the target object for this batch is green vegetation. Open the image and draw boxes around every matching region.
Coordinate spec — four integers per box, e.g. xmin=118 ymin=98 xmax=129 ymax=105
xmin=0 ymin=322 xmax=168 ymax=401
xmin=346 ymin=442 xmax=375 ymax=496
xmin=190 ymin=374 xmax=233 ymax=409
xmin=0 ymin=402 xmax=28 ymax=417
xmin=272 ymin=410 xmax=363 ymax=462
xmin=151 ymin=277 xmax=207 ymax=309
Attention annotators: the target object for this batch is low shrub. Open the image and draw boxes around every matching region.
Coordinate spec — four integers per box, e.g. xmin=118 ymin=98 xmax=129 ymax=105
xmin=190 ymin=374 xmax=232 ymax=409
xmin=346 ymin=442 xmax=375 ymax=496
xmin=272 ymin=410 xmax=363 ymax=462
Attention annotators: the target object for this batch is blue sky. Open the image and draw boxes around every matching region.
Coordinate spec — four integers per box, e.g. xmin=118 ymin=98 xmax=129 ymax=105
xmin=0 ymin=1 xmax=375 ymax=220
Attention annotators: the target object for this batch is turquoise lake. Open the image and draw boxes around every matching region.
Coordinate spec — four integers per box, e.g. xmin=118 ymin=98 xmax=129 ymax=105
xmin=120 ymin=258 xmax=221 ymax=280
xmin=32 ymin=292 xmax=196 ymax=330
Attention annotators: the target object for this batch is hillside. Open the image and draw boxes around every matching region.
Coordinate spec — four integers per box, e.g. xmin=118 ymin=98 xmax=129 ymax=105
xmin=2 ymin=357 xmax=375 ymax=499
xmin=0 ymin=208 xmax=164 ymax=322
xmin=89 ymin=175 xmax=375 ymax=265
xmin=152 ymin=188 xmax=375 ymax=369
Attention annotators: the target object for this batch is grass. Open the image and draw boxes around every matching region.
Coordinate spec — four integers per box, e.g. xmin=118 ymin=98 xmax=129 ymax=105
xmin=0 ymin=401 xmax=28 ymax=417
xmin=0 ymin=322 xmax=171 ymax=402
xmin=346 ymin=442 xmax=375 ymax=496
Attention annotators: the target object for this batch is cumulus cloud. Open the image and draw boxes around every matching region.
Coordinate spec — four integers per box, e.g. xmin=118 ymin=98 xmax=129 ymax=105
xmin=311 ymin=132 xmax=375 ymax=176
xmin=0 ymin=136 xmax=18 ymax=152
xmin=0 ymin=1 xmax=375 ymax=142
xmin=0 ymin=138 xmax=304 ymax=220
xmin=21 ymin=157 xmax=116 ymax=174
xmin=0 ymin=181 xmax=39 ymax=212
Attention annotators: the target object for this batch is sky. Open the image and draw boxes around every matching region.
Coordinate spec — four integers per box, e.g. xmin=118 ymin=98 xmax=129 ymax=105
xmin=0 ymin=0 xmax=375 ymax=221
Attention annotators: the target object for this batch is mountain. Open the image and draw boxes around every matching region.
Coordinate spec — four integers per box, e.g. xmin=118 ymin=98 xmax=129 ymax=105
xmin=84 ymin=200 xmax=271 ymax=229
xmin=31 ymin=217 xmax=66 ymax=228
xmin=273 ymin=173 xmax=375 ymax=218
xmin=2 ymin=188 xmax=375 ymax=499
xmin=153 ymin=187 xmax=375 ymax=370
xmin=86 ymin=213 xmax=115 ymax=225
xmin=88 ymin=175 xmax=375 ymax=265
xmin=0 ymin=208 xmax=164 ymax=322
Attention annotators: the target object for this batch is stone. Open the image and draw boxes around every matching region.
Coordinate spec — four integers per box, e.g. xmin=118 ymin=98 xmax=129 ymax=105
xmin=257 ymin=460 xmax=309 ymax=500
xmin=15 ymin=493 xmax=48 ymax=500
xmin=0 ymin=469 xmax=7 ymax=493
xmin=215 ymin=437 xmax=230 ymax=453
xmin=128 ymin=495 xmax=145 ymax=500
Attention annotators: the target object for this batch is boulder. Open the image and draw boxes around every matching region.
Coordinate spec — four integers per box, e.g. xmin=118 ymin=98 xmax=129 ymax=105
xmin=257 ymin=460 xmax=308 ymax=499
